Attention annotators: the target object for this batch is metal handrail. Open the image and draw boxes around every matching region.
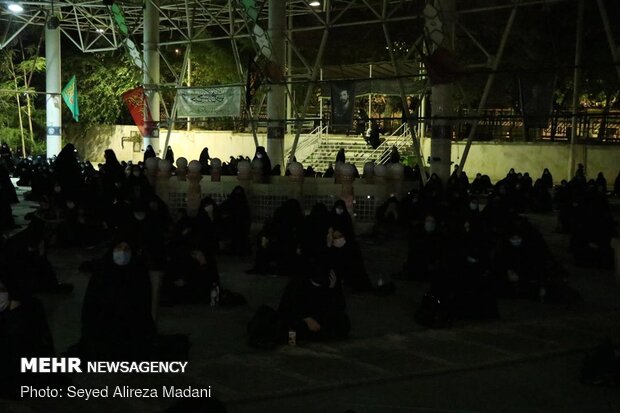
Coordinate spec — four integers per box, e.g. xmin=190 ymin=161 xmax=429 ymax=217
xmin=286 ymin=125 xmax=328 ymax=163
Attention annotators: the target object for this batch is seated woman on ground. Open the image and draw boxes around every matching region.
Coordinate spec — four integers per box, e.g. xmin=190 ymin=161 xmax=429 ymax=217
xmin=79 ymin=232 xmax=155 ymax=360
xmin=277 ymin=263 xmax=350 ymax=342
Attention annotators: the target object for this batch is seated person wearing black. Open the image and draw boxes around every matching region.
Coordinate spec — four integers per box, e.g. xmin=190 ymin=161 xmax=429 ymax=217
xmin=247 ymin=199 xmax=304 ymax=276
xmin=277 ymin=265 xmax=350 ymax=342
xmin=0 ymin=276 xmax=63 ymax=399
xmin=402 ymin=214 xmax=446 ymax=282
xmin=326 ymin=226 xmax=373 ymax=292
xmin=164 ymin=236 xmax=220 ymax=305
xmin=491 ymin=229 xmax=544 ymax=299
xmin=1 ymin=219 xmax=72 ymax=293
xmin=80 ymin=234 xmax=155 ymax=360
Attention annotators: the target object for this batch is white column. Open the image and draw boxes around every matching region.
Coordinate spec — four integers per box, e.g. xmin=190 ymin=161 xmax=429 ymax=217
xmin=144 ymin=0 xmax=160 ymax=154
xmin=45 ymin=18 xmax=62 ymax=159
xmin=267 ymin=0 xmax=286 ymax=171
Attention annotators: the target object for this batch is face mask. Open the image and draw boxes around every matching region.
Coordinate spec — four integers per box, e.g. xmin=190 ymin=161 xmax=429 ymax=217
xmin=204 ymin=204 xmax=214 ymax=213
xmin=424 ymin=222 xmax=436 ymax=233
xmin=66 ymin=201 xmax=75 ymax=209
xmin=134 ymin=212 xmax=146 ymax=221
xmin=466 ymin=256 xmax=478 ymax=264
xmin=112 ymin=250 xmax=132 ymax=266
xmin=0 ymin=292 xmax=8 ymax=312
xmin=509 ymin=236 xmax=522 ymax=247
xmin=256 ymin=153 xmax=263 ymax=159
xmin=332 ymin=238 xmax=346 ymax=248
xmin=132 ymin=171 xmax=140 ymax=177
xmin=335 ymin=207 xmax=344 ymax=215
xmin=54 ymin=185 xmax=61 ymax=193
xmin=469 ymin=202 xmax=478 ymax=211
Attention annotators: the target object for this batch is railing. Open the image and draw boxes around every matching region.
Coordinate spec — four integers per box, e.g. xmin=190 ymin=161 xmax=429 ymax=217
xmin=454 ymin=110 xmax=620 ymax=143
xmin=285 ymin=125 xmax=328 ymax=163
xmin=356 ymin=123 xmax=415 ymax=166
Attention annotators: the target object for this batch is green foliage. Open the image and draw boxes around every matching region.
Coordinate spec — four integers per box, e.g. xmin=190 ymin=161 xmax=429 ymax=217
xmin=64 ymin=52 xmax=141 ymax=125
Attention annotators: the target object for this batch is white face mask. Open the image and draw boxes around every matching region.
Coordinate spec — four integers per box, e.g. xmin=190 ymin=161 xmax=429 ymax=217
xmin=66 ymin=201 xmax=76 ymax=209
xmin=424 ymin=221 xmax=436 ymax=233
xmin=335 ymin=207 xmax=344 ymax=215
xmin=466 ymin=255 xmax=478 ymax=264
xmin=0 ymin=292 xmax=9 ymax=312
xmin=469 ymin=202 xmax=478 ymax=211
xmin=54 ymin=185 xmax=61 ymax=193
xmin=134 ymin=212 xmax=146 ymax=221
xmin=332 ymin=238 xmax=346 ymax=248
xmin=256 ymin=153 xmax=263 ymax=159
xmin=112 ymin=250 xmax=132 ymax=266
xmin=132 ymin=171 xmax=140 ymax=177
xmin=204 ymin=204 xmax=214 ymax=213
xmin=509 ymin=236 xmax=522 ymax=247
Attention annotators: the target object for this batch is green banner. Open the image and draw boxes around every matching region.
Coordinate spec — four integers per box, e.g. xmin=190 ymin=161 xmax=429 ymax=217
xmin=62 ymin=75 xmax=79 ymax=122
xmin=177 ymin=86 xmax=242 ymax=118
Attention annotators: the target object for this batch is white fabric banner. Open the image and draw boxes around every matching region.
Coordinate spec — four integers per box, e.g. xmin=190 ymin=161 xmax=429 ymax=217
xmin=177 ymin=86 xmax=242 ymax=118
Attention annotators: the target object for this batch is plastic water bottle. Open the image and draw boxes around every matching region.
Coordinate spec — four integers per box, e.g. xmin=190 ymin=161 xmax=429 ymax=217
xmin=210 ymin=286 xmax=219 ymax=307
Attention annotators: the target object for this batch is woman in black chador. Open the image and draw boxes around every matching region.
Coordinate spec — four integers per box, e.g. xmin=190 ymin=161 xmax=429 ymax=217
xmin=53 ymin=143 xmax=82 ymax=200
xmin=80 ymin=233 xmax=155 ymax=360
xmin=165 ymin=146 xmax=175 ymax=165
xmin=220 ymin=186 xmax=252 ymax=255
xmin=199 ymin=147 xmax=211 ymax=175
xmin=277 ymin=264 xmax=350 ymax=342
xmin=143 ymin=144 xmax=156 ymax=162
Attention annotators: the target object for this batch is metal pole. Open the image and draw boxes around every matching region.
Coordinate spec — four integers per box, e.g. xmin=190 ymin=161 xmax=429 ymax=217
xmin=457 ymin=6 xmax=517 ymax=174
xmin=596 ymin=0 xmax=620 ymax=84
xmin=267 ymin=0 xmax=287 ymax=172
xmin=186 ymin=56 xmax=191 ymax=131
xmin=144 ymin=0 xmax=161 ymax=155
xmin=368 ymin=64 xmax=372 ymax=118
xmin=288 ymin=0 xmax=331 ymax=164
xmin=162 ymin=46 xmax=191 ymax=160
xmin=286 ymin=10 xmax=293 ymax=135
xmin=320 ymin=68 xmax=323 ymax=131
xmin=568 ymin=0 xmax=584 ymax=180
xmin=45 ymin=13 xmax=62 ymax=159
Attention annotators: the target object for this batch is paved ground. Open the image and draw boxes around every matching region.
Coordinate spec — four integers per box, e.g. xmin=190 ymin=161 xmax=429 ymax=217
xmin=1 ymin=182 xmax=620 ymax=413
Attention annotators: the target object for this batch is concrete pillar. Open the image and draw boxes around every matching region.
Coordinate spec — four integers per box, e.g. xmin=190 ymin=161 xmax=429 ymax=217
xmin=267 ymin=0 xmax=286 ymax=172
xmin=363 ymin=162 xmax=375 ymax=184
xmin=186 ymin=160 xmax=203 ymax=216
xmin=237 ymin=160 xmax=252 ymax=189
xmin=340 ymin=163 xmax=356 ymax=218
xmin=210 ymin=158 xmax=222 ymax=182
xmin=156 ymin=159 xmax=172 ymax=205
xmin=176 ymin=157 xmax=188 ymax=181
xmin=144 ymin=0 xmax=160 ymax=154
xmin=428 ymin=0 xmax=456 ymax=184
xmin=288 ymin=161 xmax=304 ymax=202
xmin=145 ymin=156 xmax=159 ymax=188
xmin=251 ymin=158 xmax=264 ymax=183
xmin=45 ymin=19 xmax=62 ymax=159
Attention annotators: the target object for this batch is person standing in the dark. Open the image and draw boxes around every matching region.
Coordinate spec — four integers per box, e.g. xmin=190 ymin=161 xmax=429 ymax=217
xmin=143 ymin=145 xmax=156 ymax=162
xmin=253 ymin=146 xmax=272 ymax=178
xmin=53 ymin=143 xmax=83 ymax=201
xmin=199 ymin=147 xmax=211 ymax=175
xmin=165 ymin=146 xmax=175 ymax=165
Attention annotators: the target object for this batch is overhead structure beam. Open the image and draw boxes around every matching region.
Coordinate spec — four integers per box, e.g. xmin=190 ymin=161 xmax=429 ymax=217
xmin=457 ymin=6 xmax=517 ymax=175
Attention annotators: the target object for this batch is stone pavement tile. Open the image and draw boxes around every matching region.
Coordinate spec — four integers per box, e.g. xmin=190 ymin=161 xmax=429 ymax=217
xmin=457 ymin=328 xmax=561 ymax=356
xmin=507 ymin=322 xmax=602 ymax=349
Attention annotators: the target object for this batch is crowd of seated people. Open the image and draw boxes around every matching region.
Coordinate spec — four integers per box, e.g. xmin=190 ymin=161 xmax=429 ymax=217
xmin=0 ymin=140 xmax=618 ymax=388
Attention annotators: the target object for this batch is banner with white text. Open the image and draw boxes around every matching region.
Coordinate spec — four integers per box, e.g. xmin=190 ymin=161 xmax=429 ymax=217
xmin=177 ymin=86 xmax=242 ymax=118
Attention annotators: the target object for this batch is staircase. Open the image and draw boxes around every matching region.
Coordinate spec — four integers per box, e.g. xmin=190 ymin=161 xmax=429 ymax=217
xmin=291 ymin=123 xmax=424 ymax=172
